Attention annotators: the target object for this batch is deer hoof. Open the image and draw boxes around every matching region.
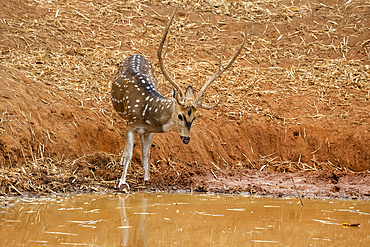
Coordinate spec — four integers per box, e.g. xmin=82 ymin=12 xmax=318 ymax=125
xmin=118 ymin=183 xmax=130 ymax=193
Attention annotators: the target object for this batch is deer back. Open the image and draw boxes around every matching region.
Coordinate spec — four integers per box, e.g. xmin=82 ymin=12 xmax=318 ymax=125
xmin=111 ymin=54 xmax=174 ymax=131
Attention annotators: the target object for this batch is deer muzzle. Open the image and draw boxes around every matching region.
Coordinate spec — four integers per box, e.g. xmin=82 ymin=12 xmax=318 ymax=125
xmin=181 ymin=136 xmax=190 ymax=144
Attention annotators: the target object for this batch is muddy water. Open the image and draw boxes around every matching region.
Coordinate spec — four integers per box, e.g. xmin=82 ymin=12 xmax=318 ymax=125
xmin=0 ymin=193 xmax=369 ymax=246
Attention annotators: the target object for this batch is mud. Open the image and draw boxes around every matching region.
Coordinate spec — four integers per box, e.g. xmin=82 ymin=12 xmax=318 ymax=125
xmin=0 ymin=0 xmax=369 ymax=198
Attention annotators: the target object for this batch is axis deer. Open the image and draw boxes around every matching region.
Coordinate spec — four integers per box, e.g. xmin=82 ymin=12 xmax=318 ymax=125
xmin=111 ymin=8 xmax=247 ymax=190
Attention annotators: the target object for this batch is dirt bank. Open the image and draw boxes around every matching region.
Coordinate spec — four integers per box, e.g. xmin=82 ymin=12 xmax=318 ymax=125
xmin=0 ymin=0 xmax=369 ymax=198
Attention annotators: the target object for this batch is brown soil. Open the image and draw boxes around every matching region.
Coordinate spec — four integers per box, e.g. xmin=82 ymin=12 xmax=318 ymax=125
xmin=0 ymin=0 xmax=369 ymax=199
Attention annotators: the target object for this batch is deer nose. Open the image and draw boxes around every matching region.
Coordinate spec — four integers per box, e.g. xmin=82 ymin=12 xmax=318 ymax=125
xmin=181 ymin=136 xmax=190 ymax=144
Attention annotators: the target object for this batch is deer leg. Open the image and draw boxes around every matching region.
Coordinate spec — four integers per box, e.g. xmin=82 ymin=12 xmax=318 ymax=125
xmin=140 ymin=133 xmax=153 ymax=181
xmin=119 ymin=129 xmax=135 ymax=188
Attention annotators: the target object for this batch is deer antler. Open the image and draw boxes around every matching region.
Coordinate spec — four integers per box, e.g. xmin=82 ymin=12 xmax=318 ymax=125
xmin=158 ymin=8 xmax=247 ymax=109
xmin=195 ymin=26 xmax=248 ymax=109
xmin=157 ymin=7 xmax=186 ymax=105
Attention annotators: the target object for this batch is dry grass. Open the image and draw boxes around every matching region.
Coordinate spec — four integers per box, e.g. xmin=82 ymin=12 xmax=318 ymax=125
xmin=0 ymin=151 xmax=122 ymax=196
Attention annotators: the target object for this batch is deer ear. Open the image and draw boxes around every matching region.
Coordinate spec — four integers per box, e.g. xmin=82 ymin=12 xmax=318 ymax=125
xmin=185 ymin=86 xmax=195 ymax=99
xmin=172 ymin=86 xmax=177 ymax=100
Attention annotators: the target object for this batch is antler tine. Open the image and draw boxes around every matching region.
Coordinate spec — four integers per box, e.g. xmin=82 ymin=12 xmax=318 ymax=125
xmin=157 ymin=7 xmax=185 ymax=100
xmin=195 ymin=26 xmax=248 ymax=108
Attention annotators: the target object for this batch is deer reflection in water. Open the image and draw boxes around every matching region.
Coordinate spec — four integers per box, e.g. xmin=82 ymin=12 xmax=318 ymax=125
xmin=119 ymin=195 xmax=148 ymax=247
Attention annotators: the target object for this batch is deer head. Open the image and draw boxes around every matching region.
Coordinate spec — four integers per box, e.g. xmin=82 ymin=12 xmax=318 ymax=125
xmin=170 ymin=85 xmax=196 ymax=144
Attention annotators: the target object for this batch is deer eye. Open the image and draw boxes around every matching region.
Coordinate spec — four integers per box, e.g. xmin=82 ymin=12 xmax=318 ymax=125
xmin=178 ymin=114 xmax=183 ymax=121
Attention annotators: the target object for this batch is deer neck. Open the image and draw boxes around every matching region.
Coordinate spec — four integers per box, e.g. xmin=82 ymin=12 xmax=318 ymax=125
xmin=141 ymin=96 xmax=176 ymax=133
xmin=161 ymin=106 xmax=176 ymax=132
